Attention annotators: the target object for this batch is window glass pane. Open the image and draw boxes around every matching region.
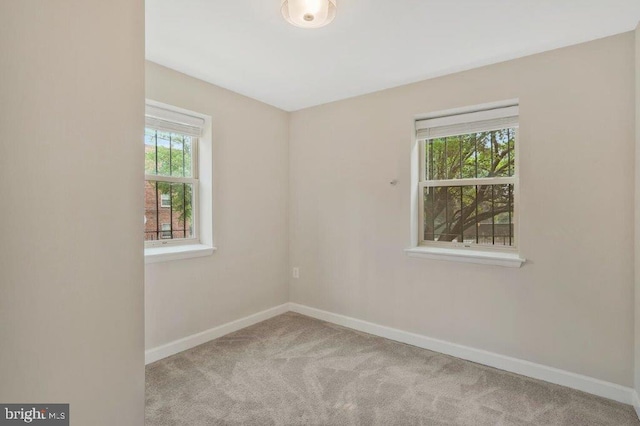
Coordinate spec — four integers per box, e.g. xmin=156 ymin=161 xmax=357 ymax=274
xmin=425 ymin=128 xmax=515 ymax=180
xmin=491 ymin=183 xmax=514 ymax=245
xmin=155 ymin=131 xmax=172 ymax=176
xmin=144 ymin=180 xmax=194 ymax=241
xmin=426 ymin=135 xmax=466 ymax=181
xmin=461 ymin=185 xmax=477 ymax=242
xmin=426 ymin=138 xmax=446 ymax=180
xmin=170 ymin=134 xmax=193 ymax=178
xmin=423 ymin=187 xmax=436 ymax=241
xmin=424 ymin=184 xmax=514 ymax=247
xmin=144 ymin=129 xmax=157 ymax=175
xmin=475 ymin=132 xmax=491 ymax=178
xmin=443 ymin=186 xmax=462 ymax=242
xmin=144 ymin=180 xmax=159 ymax=241
xmin=445 ymin=136 xmax=460 ymax=180
xmin=424 ymin=186 xmax=462 ymax=242
xmin=170 ymin=182 xmax=193 ymax=239
xmin=492 ymin=128 xmax=514 ymax=177
xmin=475 ymin=129 xmax=516 ymax=178
xmin=432 ymin=187 xmax=446 ymax=241
xmin=460 ymin=134 xmax=477 ymax=179
xmin=144 ymin=128 xmax=193 ymax=178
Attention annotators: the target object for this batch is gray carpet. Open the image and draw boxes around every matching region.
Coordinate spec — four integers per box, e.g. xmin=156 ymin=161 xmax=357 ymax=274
xmin=146 ymin=312 xmax=639 ymax=425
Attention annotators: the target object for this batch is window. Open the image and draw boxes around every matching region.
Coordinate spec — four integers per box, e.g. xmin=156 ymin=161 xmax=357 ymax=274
xmin=160 ymin=223 xmax=172 ymax=239
xmin=415 ymin=103 xmax=520 ymax=257
xmin=160 ymin=193 xmax=171 ymax=208
xmin=144 ymin=102 xmax=204 ymax=248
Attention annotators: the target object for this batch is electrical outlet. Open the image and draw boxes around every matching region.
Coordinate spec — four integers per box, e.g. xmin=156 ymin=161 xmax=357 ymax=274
xmin=292 ymin=267 xmax=300 ymax=279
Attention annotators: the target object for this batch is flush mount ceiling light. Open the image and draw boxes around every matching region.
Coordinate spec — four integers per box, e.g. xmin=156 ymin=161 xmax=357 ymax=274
xmin=281 ymin=0 xmax=337 ymax=29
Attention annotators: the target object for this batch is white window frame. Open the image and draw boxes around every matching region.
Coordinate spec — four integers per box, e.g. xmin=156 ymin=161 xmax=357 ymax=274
xmin=144 ymin=100 xmax=215 ymax=263
xmin=406 ymin=100 xmax=525 ymax=268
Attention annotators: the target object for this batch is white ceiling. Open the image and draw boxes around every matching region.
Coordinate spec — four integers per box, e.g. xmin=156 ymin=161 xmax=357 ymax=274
xmin=146 ymin=0 xmax=640 ymax=111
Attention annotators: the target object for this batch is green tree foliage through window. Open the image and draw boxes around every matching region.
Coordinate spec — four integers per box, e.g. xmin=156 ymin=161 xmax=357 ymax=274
xmin=423 ymin=129 xmax=515 ymax=245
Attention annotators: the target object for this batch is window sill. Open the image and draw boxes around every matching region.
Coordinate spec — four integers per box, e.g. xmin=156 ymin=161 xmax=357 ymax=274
xmin=145 ymin=244 xmax=216 ymax=264
xmin=404 ymin=246 xmax=525 ymax=268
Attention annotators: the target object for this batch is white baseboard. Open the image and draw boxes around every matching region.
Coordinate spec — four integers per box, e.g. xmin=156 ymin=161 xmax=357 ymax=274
xmin=144 ymin=301 xmax=636 ymax=408
xmin=289 ymin=303 xmax=635 ymax=406
xmin=145 ymin=303 xmax=290 ymax=365
xmin=633 ymin=390 xmax=640 ymax=420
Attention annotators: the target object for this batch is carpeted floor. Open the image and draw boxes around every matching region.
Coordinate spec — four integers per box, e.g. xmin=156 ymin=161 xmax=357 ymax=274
xmin=146 ymin=312 xmax=639 ymax=425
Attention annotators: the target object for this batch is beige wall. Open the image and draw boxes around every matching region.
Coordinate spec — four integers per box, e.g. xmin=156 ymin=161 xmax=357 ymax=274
xmin=145 ymin=62 xmax=289 ymax=350
xmin=289 ymin=33 xmax=635 ymax=386
xmin=0 ymin=1 xmax=145 ymax=425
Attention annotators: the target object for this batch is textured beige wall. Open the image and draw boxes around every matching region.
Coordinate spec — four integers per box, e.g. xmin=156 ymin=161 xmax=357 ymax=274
xmin=145 ymin=62 xmax=289 ymax=350
xmin=289 ymin=33 xmax=635 ymax=386
xmin=0 ymin=1 xmax=145 ymax=425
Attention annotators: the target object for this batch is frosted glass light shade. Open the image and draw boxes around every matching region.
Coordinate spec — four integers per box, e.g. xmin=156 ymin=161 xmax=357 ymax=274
xmin=281 ymin=0 xmax=337 ymax=29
